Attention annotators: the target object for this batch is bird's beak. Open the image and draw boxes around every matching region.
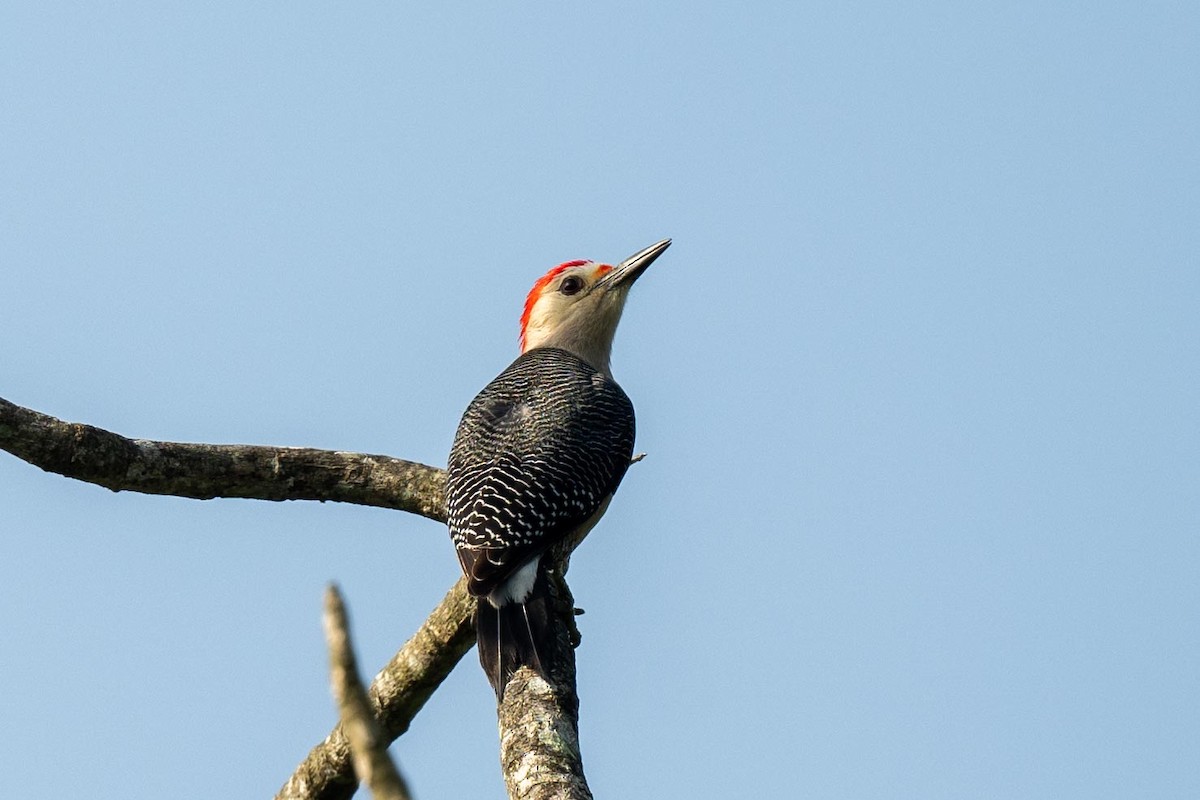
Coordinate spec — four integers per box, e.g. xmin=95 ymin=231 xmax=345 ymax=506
xmin=601 ymin=238 xmax=671 ymax=290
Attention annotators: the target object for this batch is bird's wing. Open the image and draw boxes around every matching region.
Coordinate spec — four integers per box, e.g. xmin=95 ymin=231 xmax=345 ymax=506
xmin=446 ymin=348 xmax=635 ymax=596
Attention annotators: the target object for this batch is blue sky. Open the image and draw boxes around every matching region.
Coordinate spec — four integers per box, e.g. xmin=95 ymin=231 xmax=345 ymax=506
xmin=2 ymin=3 xmax=1197 ymax=798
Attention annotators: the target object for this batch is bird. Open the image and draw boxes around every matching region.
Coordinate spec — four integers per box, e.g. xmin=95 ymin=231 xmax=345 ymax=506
xmin=446 ymin=238 xmax=670 ymax=698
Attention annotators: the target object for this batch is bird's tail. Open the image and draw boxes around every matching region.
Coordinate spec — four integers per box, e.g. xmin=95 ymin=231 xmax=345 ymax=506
xmin=476 ymin=574 xmax=553 ymax=699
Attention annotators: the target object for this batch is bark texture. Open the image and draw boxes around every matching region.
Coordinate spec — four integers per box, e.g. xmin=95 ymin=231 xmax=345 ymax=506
xmin=278 ymin=579 xmax=477 ymax=800
xmin=497 ymin=568 xmax=593 ymax=800
xmin=0 ymin=397 xmax=446 ymax=519
xmin=324 ymin=584 xmax=412 ymax=800
xmin=3 ymin=395 xmax=598 ymax=800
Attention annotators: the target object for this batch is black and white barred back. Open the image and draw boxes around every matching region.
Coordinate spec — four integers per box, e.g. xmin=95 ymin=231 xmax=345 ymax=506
xmin=448 ymin=346 xmax=635 ymax=596
xmin=446 ymin=346 xmax=635 ymax=695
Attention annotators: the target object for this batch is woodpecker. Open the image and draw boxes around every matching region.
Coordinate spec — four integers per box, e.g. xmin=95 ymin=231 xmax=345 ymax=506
xmin=446 ymin=238 xmax=670 ymax=698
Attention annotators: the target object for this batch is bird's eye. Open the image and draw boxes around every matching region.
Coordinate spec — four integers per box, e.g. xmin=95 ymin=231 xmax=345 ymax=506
xmin=559 ymin=275 xmax=585 ymax=296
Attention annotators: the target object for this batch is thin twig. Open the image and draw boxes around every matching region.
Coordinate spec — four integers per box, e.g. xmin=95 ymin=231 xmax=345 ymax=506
xmin=278 ymin=578 xmax=476 ymax=800
xmin=324 ymin=584 xmax=412 ymax=800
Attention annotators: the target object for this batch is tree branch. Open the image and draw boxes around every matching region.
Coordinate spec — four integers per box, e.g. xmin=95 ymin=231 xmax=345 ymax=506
xmin=285 ymin=570 xmax=596 ymax=800
xmin=277 ymin=578 xmax=476 ymax=800
xmin=4 ymin=395 xmax=597 ymax=799
xmin=0 ymin=396 xmax=445 ymax=520
xmin=497 ymin=568 xmax=593 ymax=800
xmin=324 ymin=584 xmax=413 ymax=800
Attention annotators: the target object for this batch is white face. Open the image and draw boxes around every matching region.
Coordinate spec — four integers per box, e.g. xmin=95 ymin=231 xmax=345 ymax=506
xmin=521 ymin=263 xmax=629 ymax=374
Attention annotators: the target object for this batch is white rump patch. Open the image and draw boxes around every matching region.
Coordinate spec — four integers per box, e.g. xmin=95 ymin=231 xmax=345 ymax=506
xmin=486 ymin=558 xmax=540 ymax=608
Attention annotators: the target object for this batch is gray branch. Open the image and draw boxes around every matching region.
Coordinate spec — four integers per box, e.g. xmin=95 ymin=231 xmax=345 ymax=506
xmin=497 ymin=567 xmax=594 ymax=800
xmin=2 ymin=394 xmax=597 ymax=800
xmin=278 ymin=578 xmax=477 ymax=800
xmin=0 ymin=396 xmax=445 ymax=520
xmin=282 ymin=573 xmax=595 ymax=800
xmin=324 ymin=584 xmax=413 ymax=800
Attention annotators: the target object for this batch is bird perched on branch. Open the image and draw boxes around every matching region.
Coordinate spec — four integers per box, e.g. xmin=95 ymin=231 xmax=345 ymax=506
xmin=446 ymin=239 xmax=670 ymax=698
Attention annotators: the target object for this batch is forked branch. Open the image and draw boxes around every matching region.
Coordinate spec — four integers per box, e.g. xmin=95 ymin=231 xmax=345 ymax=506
xmin=278 ymin=578 xmax=476 ymax=800
xmin=2 ymin=395 xmax=596 ymax=800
